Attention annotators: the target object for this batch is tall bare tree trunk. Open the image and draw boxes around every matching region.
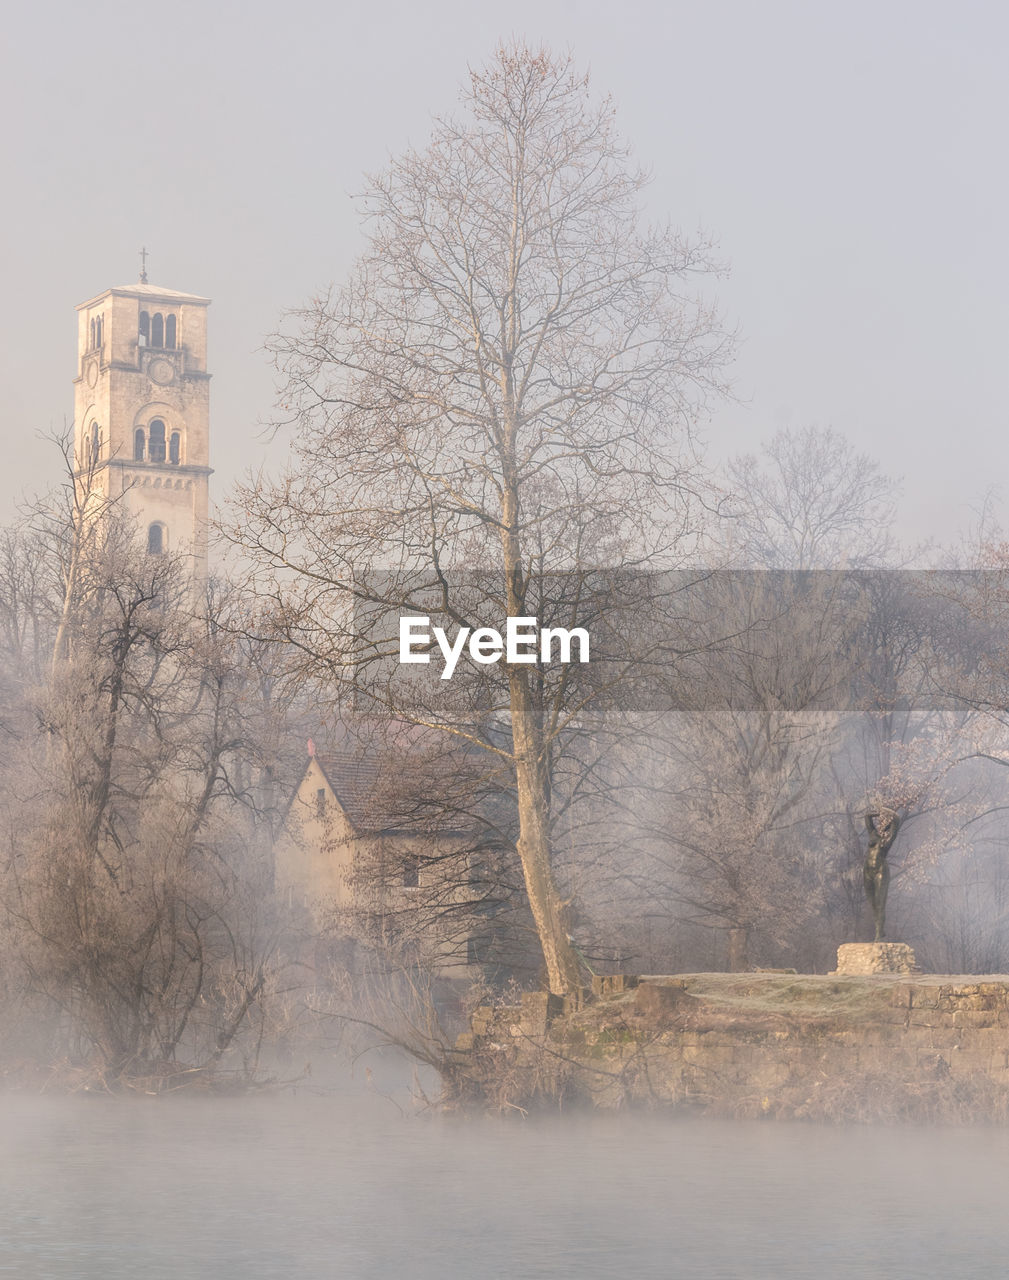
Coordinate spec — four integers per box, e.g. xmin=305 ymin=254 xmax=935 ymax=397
xmin=501 ymin=443 xmax=581 ymax=994
xmin=509 ymin=666 xmax=582 ymax=994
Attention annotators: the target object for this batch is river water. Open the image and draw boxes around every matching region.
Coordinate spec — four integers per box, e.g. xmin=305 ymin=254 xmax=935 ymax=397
xmin=1 ymin=1059 xmax=1008 ymax=1279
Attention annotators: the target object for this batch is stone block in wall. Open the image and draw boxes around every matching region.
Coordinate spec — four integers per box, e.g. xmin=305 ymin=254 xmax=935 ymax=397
xmin=470 ymin=1008 xmax=495 ymax=1036
xmin=835 ymin=942 xmax=916 ymax=975
xmin=519 ymin=991 xmax=564 ymax=1034
xmin=634 ymin=982 xmax=687 ymax=1021
xmin=591 ymin=974 xmax=640 ymax=997
xmin=952 ymin=1009 xmax=998 ymax=1030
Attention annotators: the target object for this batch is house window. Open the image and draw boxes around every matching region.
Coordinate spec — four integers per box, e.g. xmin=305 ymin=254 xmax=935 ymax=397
xmin=315 ymin=787 xmax=326 ymax=819
xmin=402 ymin=855 xmax=419 ymax=889
xmin=169 ymin=431 xmax=180 ymax=465
xmin=134 ymin=428 xmax=145 ymax=461
xmin=147 ymin=523 xmax=165 ymax=555
xmin=148 ymin=419 xmax=166 ymax=463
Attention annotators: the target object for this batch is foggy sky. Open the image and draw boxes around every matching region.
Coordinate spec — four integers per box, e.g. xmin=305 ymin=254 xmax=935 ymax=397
xmin=2 ymin=0 xmax=1006 ymax=548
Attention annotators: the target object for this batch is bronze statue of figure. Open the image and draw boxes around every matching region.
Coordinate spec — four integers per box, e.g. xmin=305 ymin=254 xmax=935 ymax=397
xmin=863 ymin=810 xmax=901 ymax=942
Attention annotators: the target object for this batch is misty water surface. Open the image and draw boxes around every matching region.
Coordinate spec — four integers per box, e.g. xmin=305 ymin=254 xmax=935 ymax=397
xmin=1 ymin=1058 xmax=1007 ymax=1279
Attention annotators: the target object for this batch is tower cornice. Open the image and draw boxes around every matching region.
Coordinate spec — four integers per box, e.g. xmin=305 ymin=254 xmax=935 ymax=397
xmin=76 ymin=283 xmax=211 ymax=310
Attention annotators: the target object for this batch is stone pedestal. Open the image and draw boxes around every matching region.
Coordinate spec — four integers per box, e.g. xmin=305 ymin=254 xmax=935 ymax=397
xmin=835 ymin=942 xmax=916 ymax=975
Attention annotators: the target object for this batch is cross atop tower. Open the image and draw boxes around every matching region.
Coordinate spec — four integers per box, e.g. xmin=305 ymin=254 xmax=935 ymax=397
xmin=139 ymin=246 xmax=149 ymax=284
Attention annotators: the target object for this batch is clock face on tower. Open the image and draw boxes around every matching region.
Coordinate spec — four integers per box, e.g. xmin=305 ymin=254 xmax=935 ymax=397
xmin=148 ymin=357 xmax=176 ymax=386
xmin=86 ymin=358 xmax=99 ymax=389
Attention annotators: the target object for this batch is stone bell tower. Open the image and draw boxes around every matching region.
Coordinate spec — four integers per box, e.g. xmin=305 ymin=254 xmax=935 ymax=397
xmin=73 ymin=271 xmax=212 ymax=581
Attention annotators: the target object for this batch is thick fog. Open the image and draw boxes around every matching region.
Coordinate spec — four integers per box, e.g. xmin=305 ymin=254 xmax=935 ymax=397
xmin=4 ymin=1089 xmax=1009 ymax=1278
xmin=6 ymin=7 xmax=1009 ymax=1277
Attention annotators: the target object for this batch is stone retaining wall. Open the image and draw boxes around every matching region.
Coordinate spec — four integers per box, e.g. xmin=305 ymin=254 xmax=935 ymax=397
xmin=453 ymin=973 xmax=1009 ymax=1118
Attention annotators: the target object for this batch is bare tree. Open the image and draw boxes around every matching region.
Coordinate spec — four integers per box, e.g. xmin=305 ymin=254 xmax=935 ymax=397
xmin=610 ymin=416 xmax=964 ymax=971
xmin=896 ymin=545 xmax=1009 ymax=966
xmin=723 ymin=426 xmax=904 ymax=570
xmin=719 ymin=428 xmax=968 ymax=951
xmin=229 ymin=44 xmax=732 ymax=995
xmin=0 ymin=495 xmax=287 ymax=1085
xmin=43 ymin=425 xmax=131 ymax=674
xmin=618 ymin=570 xmax=852 ymax=970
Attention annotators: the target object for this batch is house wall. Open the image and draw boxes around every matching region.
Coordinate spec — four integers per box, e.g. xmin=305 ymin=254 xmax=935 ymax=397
xmin=274 ymin=757 xmax=359 ymax=911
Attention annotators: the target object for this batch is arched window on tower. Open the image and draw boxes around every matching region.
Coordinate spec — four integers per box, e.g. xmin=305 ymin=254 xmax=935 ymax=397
xmin=96 ymin=316 xmax=103 ymax=348
xmin=152 ymin=313 xmax=164 ymax=348
xmin=139 ymin=312 xmax=150 ymax=347
xmin=90 ymin=318 xmax=96 ymax=350
xmin=90 ymin=423 xmax=100 ymax=464
xmin=147 ymin=523 xmax=165 ymax=556
xmin=165 ymin=315 xmax=177 ymax=349
xmin=134 ymin=428 xmax=146 ymax=461
xmin=148 ymin=419 xmax=166 ymax=463
xmin=169 ymin=431 xmax=180 ymax=465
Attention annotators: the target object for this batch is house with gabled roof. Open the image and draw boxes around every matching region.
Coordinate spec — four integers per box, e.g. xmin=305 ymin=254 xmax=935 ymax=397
xmin=274 ymin=729 xmax=481 ymax=972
